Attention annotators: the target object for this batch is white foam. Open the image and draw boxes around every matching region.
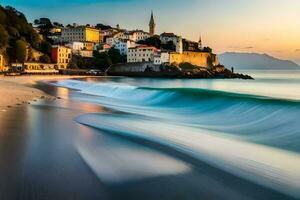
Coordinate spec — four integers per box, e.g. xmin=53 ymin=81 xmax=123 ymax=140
xmin=76 ymin=114 xmax=300 ymax=198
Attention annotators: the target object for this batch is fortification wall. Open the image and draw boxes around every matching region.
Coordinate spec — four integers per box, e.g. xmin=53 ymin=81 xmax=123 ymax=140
xmin=170 ymin=51 xmax=219 ymax=69
xmin=107 ymin=62 xmax=161 ymax=73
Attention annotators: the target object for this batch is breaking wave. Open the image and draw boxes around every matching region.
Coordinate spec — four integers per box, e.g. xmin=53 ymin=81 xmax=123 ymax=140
xmin=55 ymin=79 xmax=300 ymax=198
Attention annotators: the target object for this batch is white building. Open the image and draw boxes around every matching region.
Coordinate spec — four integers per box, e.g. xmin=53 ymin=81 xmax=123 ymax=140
xmin=154 ymin=51 xmax=170 ymax=65
xmin=127 ymin=45 xmax=158 ymax=63
xmin=100 ymin=29 xmax=119 ymax=42
xmin=106 ymin=31 xmax=130 ymax=46
xmin=129 ymin=30 xmax=150 ymax=42
xmin=176 ymin=36 xmax=183 ymax=54
xmin=114 ymin=40 xmax=137 ymax=55
xmin=106 ymin=30 xmax=150 ymax=46
xmin=66 ymin=42 xmax=84 ymax=52
xmin=77 ymin=50 xmax=93 ymax=58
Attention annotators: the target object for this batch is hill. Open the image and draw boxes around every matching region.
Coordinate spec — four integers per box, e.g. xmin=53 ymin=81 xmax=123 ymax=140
xmin=219 ymin=52 xmax=300 ymax=70
xmin=0 ymin=5 xmax=50 ymax=64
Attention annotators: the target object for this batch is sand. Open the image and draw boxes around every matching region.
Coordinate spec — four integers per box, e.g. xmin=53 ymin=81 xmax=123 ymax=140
xmin=0 ymin=75 xmax=94 ymax=110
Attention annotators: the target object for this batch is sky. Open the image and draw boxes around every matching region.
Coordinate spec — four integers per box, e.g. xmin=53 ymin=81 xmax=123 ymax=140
xmin=2 ymin=0 xmax=300 ymax=63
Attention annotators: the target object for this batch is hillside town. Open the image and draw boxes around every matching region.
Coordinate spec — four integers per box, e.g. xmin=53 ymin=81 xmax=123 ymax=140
xmin=0 ymin=6 xmax=252 ymax=78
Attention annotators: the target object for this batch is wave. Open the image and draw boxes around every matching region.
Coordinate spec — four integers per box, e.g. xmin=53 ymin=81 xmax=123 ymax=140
xmin=54 ymin=79 xmax=300 ymax=197
xmin=55 ymin=80 xmax=300 ymax=106
xmin=55 ymin=80 xmax=300 ymax=152
xmin=74 ymin=113 xmax=300 ymax=199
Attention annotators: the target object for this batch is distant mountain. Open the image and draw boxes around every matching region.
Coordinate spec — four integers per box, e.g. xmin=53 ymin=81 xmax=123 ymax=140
xmin=219 ymin=52 xmax=300 ymax=70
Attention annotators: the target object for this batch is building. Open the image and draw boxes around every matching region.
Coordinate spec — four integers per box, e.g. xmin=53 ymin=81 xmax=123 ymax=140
xmin=154 ymin=51 xmax=170 ymax=65
xmin=23 ymin=62 xmax=59 ymax=74
xmin=66 ymin=42 xmax=84 ymax=52
xmin=149 ymin=11 xmax=155 ymax=36
xmin=106 ymin=32 xmax=127 ymax=46
xmin=96 ymin=44 xmax=112 ymax=53
xmin=61 ymin=26 xmax=100 ymax=43
xmin=170 ymin=51 xmax=219 ymax=69
xmin=106 ymin=31 xmax=129 ymax=46
xmin=198 ymin=35 xmax=202 ymax=50
xmin=115 ymin=39 xmax=137 ymax=55
xmin=0 ymin=54 xmax=7 ymax=71
xmin=51 ymin=46 xmax=72 ymax=69
xmin=100 ymin=29 xmax=119 ymax=43
xmin=160 ymin=33 xmax=178 ymax=45
xmin=129 ymin=30 xmax=150 ymax=42
xmin=77 ymin=50 xmax=93 ymax=58
xmin=50 ymin=27 xmax=62 ymax=34
xmin=183 ymin=39 xmax=200 ymax=51
xmin=0 ymin=54 xmax=3 ymax=69
xmin=176 ymin=36 xmax=183 ymax=54
xmin=127 ymin=45 xmax=158 ymax=63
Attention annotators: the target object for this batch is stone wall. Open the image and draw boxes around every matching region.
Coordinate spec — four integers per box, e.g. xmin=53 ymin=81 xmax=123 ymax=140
xmin=107 ymin=62 xmax=161 ymax=74
xmin=170 ymin=51 xmax=219 ymax=69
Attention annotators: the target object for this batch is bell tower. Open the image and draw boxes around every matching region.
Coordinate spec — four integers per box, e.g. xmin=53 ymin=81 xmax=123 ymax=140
xmin=198 ymin=35 xmax=202 ymax=50
xmin=149 ymin=11 xmax=155 ymax=36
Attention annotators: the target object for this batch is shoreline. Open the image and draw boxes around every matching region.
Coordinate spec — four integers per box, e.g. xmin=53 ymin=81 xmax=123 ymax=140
xmin=0 ymin=75 xmax=98 ymax=111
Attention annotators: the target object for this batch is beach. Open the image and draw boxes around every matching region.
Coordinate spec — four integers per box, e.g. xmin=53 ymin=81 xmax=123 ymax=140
xmin=0 ymin=75 xmax=96 ymax=110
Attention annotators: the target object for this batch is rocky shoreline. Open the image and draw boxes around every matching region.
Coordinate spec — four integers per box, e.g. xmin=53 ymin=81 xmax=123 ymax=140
xmin=107 ymin=63 xmax=254 ymax=80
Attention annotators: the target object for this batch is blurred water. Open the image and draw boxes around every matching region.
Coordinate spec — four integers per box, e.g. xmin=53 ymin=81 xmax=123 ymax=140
xmin=54 ymin=70 xmax=300 ymax=198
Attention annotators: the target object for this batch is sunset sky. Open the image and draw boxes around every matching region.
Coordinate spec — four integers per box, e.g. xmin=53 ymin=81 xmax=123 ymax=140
xmin=3 ymin=0 xmax=300 ymax=63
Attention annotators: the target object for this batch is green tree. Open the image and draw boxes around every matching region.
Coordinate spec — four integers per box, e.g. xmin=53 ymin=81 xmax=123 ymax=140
xmin=0 ymin=9 xmax=6 ymax=24
xmin=34 ymin=17 xmax=53 ymax=35
xmin=40 ymin=41 xmax=52 ymax=56
xmin=108 ymin=48 xmax=125 ymax=64
xmin=7 ymin=26 xmax=20 ymax=38
xmin=137 ymin=37 xmax=161 ymax=49
xmin=0 ymin=25 xmax=9 ymax=52
xmin=203 ymin=47 xmax=212 ymax=53
xmin=162 ymin=41 xmax=176 ymax=51
xmin=53 ymin=22 xmax=63 ymax=27
xmin=15 ymin=40 xmax=27 ymax=63
xmin=39 ymin=54 xmax=51 ymax=63
xmin=95 ymin=23 xmax=112 ymax=30
xmin=137 ymin=36 xmax=161 ymax=49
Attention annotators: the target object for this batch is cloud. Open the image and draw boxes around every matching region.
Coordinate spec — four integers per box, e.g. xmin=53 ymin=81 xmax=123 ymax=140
xmin=227 ymin=46 xmax=254 ymax=50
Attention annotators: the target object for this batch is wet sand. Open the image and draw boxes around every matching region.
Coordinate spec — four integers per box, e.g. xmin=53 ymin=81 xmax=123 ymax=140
xmin=0 ymin=82 xmax=294 ymax=200
xmin=0 ymin=75 xmax=96 ymax=110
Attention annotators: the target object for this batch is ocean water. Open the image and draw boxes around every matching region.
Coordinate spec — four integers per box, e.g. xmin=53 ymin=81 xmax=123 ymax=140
xmin=53 ymin=70 xmax=300 ymax=199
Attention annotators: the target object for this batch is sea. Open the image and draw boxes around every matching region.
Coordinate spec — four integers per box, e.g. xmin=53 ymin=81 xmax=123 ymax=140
xmin=1 ymin=70 xmax=300 ymax=199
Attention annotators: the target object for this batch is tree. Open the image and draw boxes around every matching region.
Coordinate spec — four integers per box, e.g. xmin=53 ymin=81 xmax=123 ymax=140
xmin=137 ymin=37 xmax=161 ymax=49
xmin=39 ymin=54 xmax=51 ymax=63
xmin=34 ymin=17 xmax=53 ymax=35
xmin=40 ymin=41 xmax=52 ymax=56
xmin=53 ymin=22 xmax=63 ymax=27
xmin=15 ymin=40 xmax=27 ymax=63
xmin=108 ymin=48 xmax=125 ymax=64
xmin=203 ymin=47 xmax=212 ymax=53
xmin=95 ymin=23 xmax=112 ymax=30
xmin=0 ymin=9 xmax=6 ymax=24
xmin=7 ymin=26 xmax=20 ymax=38
xmin=0 ymin=25 xmax=9 ymax=52
xmin=162 ymin=41 xmax=175 ymax=51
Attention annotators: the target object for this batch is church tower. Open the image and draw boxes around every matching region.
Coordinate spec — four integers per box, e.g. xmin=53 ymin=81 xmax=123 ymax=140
xmin=176 ymin=36 xmax=183 ymax=54
xmin=149 ymin=11 xmax=155 ymax=36
xmin=198 ymin=35 xmax=202 ymax=50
